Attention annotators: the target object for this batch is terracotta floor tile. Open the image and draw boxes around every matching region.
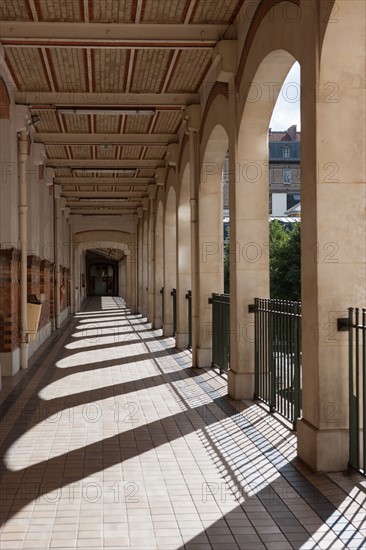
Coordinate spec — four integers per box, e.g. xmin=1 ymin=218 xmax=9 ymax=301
xmin=0 ymin=297 xmax=364 ymax=550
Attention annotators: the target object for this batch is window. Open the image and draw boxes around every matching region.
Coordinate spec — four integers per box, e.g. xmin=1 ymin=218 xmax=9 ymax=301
xmin=282 ymin=146 xmax=290 ymax=158
xmin=283 ymin=167 xmax=292 ymax=184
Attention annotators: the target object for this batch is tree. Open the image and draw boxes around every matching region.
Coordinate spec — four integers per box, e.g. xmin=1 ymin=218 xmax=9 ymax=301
xmin=269 ymin=220 xmax=301 ymax=301
xmin=224 ymin=228 xmax=230 ymax=294
xmin=223 ymin=220 xmax=301 ymax=300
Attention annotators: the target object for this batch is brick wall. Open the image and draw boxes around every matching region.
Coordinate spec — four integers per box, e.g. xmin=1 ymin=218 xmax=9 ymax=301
xmin=0 ymin=252 xmax=69 ymax=352
xmin=27 ymin=255 xmax=41 ymax=297
xmin=0 ymin=249 xmax=20 ymax=352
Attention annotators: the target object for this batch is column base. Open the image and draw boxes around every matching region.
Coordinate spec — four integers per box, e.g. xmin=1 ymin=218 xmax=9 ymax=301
xmin=0 ymin=349 xmax=20 ymax=376
xmin=197 ymin=347 xmax=211 ymax=368
xmin=228 ymin=370 xmax=254 ymax=400
xmin=297 ymin=418 xmax=348 ymax=472
xmin=153 ymin=316 xmax=162 ymax=329
xmin=176 ymin=332 xmax=188 ymax=349
xmin=163 ymin=323 xmax=174 ymax=337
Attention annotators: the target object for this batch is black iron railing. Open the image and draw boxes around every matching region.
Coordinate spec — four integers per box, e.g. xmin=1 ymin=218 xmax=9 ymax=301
xmin=171 ymin=288 xmax=177 ymax=336
xmin=252 ymin=298 xmax=301 ymax=429
xmin=339 ymin=308 xmax=366 ymax=476
xmin=186 ymin=290 xmax=192 ymax=349
xmin=209 ymin=293 xmax=230 ymax=374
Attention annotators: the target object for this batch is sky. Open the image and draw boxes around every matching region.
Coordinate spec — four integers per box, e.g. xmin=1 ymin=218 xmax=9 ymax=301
xmin=269 ymin=62 xmax=301 ymax=131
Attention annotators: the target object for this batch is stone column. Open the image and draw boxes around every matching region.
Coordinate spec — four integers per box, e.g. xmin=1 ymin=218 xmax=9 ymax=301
xmin=142 ymin=200 xmax=149 ymax=319
xmin=136 ymin=208 xmax=143 ymax=314
xmin=186 ymin=106 xmax=201 ymax=366
xmin=154 ymin=171 xmax=165 ymax=329
xmin=163 ymin=184 xmax=177 ymax=337
xmin=297 ymin=0 xmax=366 ymax=471
xmin=130 ymin=238 xmax=138 ymax=315
xmin=147 ymin=185 xmax=157 ymax=324
xmin=54 ymin=184 xmax=62 ymax=329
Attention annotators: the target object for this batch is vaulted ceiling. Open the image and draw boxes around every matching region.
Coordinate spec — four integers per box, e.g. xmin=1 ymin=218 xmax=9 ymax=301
xmin=0 ymin=0 xmax=244 ymax=215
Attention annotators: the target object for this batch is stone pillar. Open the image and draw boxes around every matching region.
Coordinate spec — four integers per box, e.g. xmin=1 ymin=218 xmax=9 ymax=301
xmin=175 ymin=177 xmax=191 ymax=349
xmin=136 ymin=208 xmax=143 ymax=314
xmin=69 ymin=219 xmax=75 ymax=314
xmin=147 ymin=185 xmax=157 ymax=324
xmin=154 ymin=172 xmax=165 ymax=329
xmin=197 ymin=127 xmax=226 ymax=368
xmin=125 ymin=256 xmax=131 ymax=308
xmin=142 ymin=201 xmax=149 ymax=319
xmin=227 ymin=70 xmax=270 ymax=398
xmin=297 ymin=0 xmax=366 ymax=471
xmin=186 ymin=106 xmax=201 ymax=366
xmin=163 ymin=184 xmax=177 ymax=337
xmin=74 ymin=244 xmax=80 ymax=313
xmin=129 ymin=238 xmax=138 ymax=315
xmin=54 ymin=184 xmax=61 ymax=329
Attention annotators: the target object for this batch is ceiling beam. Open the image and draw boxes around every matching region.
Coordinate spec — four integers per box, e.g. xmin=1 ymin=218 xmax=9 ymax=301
xmin=55 ymin=177 xmax=154 ymax=185
xmin=47 ymin=159 xmax=163 ymax=168
xmin=0 ymin=22 xmax=228 ymax=47
xmin=36 ymin=133 xmax=176 ymax=145
xmin=69 ymin=205 xmax=141 ymax=210
xmin=63 ymin=191 xmax=147 ymax=198
xmin=15 ymin=92 xmax=199 ymax=107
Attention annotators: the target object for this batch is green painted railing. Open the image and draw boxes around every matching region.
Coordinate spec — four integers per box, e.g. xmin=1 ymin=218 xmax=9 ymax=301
xmin=341 ymin=308 xmax=366 ymax=476
xmin=209 ymin=293 xmax=230 ymax=374
xmin=186 ymin=290 xmax=192 ymax=349
xmin=252 ymin=298 xmax=302 ymax=430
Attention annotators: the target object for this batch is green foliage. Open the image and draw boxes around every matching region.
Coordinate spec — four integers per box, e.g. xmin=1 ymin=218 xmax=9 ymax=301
xmin=269 ymin=220 xmax=301 ymax=301
xmin=224 ymin=230 xmax=230 ymax=294
xmin=223 ymin=221 xmax=301 ymax=300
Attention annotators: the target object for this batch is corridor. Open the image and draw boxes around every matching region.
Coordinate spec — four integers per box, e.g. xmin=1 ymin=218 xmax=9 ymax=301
xmin=0 ymin=298 xmax=365 ymax=550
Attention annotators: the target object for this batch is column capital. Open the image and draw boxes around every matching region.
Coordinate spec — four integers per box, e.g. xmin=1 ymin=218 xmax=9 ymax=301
xmin=54 ymin=184 xmax=62 ymax=198
xmin=166 ymin=143 xmax=179 ymax=166
xmin=184 ymin=105 xmax=201 ymax=132
xmin=155 ymin=167 xmax=166 ymax=187
xmin=213 ymin=40 xmax=237 ymax=83
xmin=148 ymin=183 xmax=157 ymax=199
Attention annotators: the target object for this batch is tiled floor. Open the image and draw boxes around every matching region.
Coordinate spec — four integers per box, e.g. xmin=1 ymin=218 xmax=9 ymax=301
xmin=0 ymin=297 xmax=365 ymax=550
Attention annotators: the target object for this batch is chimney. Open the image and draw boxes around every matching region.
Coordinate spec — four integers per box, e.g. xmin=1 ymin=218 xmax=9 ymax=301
xmin=287 ymin=125 xmax=297 ymax=141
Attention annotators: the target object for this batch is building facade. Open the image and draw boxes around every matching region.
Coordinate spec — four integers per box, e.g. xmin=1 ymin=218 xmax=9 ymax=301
xmin=269 ymin=125 xmax=301 ymax=215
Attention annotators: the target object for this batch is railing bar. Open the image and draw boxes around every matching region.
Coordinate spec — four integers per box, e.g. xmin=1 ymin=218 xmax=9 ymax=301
xmin=267 ymin=299 xmax=270 ymax=407
xmin=260 ymin=299 xmax=264 ymax=403
xmin=285 ymin=300 xmax=289 ymax=420
xmin=282 ymin=300 xmax=286 ymax=414
xmin=362 ymin=308 xmax=366 ymax=475
xmin=355 ymin=308 xmax=360 ymax=470
xmin=349 ymin=307 xmax=355 ymax=470
xmin=288 ymin=300 xmax=292 ymax=423
xmin=254 ymin=298 xmax=258 ymax=398
xmin=264 ymin=298 xmax=267 ymax=405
